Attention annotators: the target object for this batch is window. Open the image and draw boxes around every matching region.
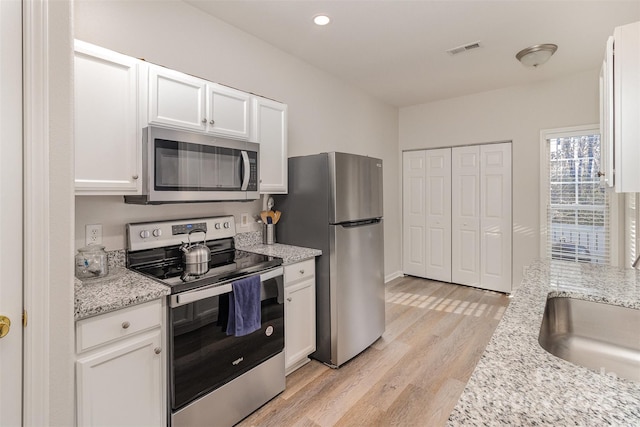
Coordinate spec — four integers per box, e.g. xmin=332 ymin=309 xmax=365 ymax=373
xmin=541 ymin=126 xmax=612 ymax=264
xmin=625 ymin=193 xmax=639 ymax=267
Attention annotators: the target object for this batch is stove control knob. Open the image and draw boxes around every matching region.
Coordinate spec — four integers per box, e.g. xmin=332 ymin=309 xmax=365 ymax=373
xmin=223 ymin=222 xmax=230 ymax=229
xmin=139 ymin=230 xmax=150 ymax=239
xmin=214 ymin=223 xmax=221 ymax=230
xmin=152 ymin=229 xmax=162 ymax=237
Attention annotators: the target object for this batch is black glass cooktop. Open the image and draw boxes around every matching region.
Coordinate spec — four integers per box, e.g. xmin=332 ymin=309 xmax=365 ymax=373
xmin=127 ymin=240 xmax=281 ymax=294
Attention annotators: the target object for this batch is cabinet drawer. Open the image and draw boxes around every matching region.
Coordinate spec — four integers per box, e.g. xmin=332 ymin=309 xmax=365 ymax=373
xmin=284 ymin=259 xmax=315 ymax=285
xmin=76 ymin=299 xmax=162 ymax=353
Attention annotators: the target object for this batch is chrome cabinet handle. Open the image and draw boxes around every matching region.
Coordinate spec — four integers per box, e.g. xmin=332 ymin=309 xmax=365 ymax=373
xmin=209 ymin=120 xmax=214 ymax=125
xmin=287 ymin=297 xmax=292 ymax=302
xmin=132 ymin=174 xmax=139 ymax=180
xmin=121 ymin=321 xmax=130 ymax=329
xmin=202 ymin=118 xmax=207 ymax=123
xmin=299 ymin=270 xmax=305 ymax=275
xmin=154 ymin=347 xmax=162 ymax=355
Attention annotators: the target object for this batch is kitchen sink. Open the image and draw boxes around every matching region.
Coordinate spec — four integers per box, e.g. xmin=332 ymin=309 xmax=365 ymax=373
xmin=538 ymin=296 xmax=640 ymax=382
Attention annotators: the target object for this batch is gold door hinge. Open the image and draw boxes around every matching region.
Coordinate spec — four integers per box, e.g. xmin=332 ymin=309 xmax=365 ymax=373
xmin=23 ymin=309 xmax=27 ymax=327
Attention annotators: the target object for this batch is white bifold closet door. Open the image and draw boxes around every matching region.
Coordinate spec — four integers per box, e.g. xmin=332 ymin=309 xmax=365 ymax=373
xmin=402 ymin=149 xmax=452 ymax=282
xmin=452 ymin=143 xmax=512 ymax=293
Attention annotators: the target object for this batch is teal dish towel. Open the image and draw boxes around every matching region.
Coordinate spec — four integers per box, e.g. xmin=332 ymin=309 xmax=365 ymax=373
xmin=226 ymin=275 xmax=261 ymax=336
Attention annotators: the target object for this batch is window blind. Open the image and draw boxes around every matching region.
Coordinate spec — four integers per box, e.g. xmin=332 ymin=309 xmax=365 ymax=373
xmin=545 ymin=133 xmax=610 ymax=264
xmin=625 ymin=193 xmax=638 ymax=267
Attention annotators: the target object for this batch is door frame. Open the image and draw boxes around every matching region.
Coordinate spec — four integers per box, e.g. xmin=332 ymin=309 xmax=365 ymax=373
xmin=23 ymin=0 xmax=52 ymax=424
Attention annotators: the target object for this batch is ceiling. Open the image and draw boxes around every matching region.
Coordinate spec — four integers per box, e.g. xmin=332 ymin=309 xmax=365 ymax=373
xmin=186 ymin=1 xmax=640 ymax=107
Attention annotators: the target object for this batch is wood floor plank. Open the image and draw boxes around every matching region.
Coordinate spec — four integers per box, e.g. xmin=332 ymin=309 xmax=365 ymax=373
xmin=305 ymin=340 xmax=410 ymax=426
xmin=236 ymin=278 xmax=509 ymax=427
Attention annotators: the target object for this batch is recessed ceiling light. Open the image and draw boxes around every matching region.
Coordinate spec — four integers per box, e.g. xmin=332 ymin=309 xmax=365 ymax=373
xmin=313 ymin=15 xmax=331 ymax=26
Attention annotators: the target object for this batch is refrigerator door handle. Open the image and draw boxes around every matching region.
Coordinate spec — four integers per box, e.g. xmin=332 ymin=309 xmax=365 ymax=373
xmin=339 ymin=218 xmax=382 ymax=228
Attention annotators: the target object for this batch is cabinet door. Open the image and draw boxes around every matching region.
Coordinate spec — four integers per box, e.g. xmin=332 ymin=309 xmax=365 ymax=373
xmin=599 ymin=37 xmax=614 ymax=188
xmin=425 ymin=149 xmax=452 ymax=282
xmin=480 ymin=143 xmax=512 ymax=293
xmin=452 ymin=146 xmax=480 ymax=287
xmin=402 ymin=151 xmax=426 ymax=277
xmin=252 ymin=97 xmax=288 ymax=194
xmin=284 ymin=278 xmax=316 ymax=374
xmin=613 ymin=22 xmax=640 ymax=193
xmin=148 ymin=66 xmax=207 ymax=131
xmin=207 ymin=84 xmax=251 ymax=139
xmin=74 ymin=40 xmax=141 ymax=194
xmin=76 ymin=329 xmax=163 ymax=427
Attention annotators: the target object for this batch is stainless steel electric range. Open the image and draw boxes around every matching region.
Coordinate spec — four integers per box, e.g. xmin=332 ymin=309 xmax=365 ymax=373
xmin=126 ymin=216 xmax=285 ymax=427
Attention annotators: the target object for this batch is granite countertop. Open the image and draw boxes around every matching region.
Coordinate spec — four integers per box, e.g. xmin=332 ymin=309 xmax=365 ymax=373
xmin=75 ymin=234 xmax=321 ymax=321
xmin=448 ymin=259 xmax=640 ymax=425
xmin=74 ymin=250 xmax=170 ymax=321
xmin=235 ymin=231 xmax=322 ymax=265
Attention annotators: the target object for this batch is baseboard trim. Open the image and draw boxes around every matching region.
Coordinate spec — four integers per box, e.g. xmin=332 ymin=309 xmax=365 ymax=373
xmin=384 ymin=271 xmax=404 ymax=283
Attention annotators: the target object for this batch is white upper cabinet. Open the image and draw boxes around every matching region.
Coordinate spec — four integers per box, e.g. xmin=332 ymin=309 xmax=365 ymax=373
xmin=252 ymin=96 xmax=288 ymax=194
xmin=149 ymin=66 xmax=251 ymax=140
xmin=148 ymin=67 xmax=207 ymax=132
xmin=207 ymin=84 xmax=251 ymax=140
xmin=75 ymin=41 xmax=288 ymax=195
xmin=74 ymin=40 xmax=142 ymax=195
xmin=600 ymin=21 xmax=640 ymax=193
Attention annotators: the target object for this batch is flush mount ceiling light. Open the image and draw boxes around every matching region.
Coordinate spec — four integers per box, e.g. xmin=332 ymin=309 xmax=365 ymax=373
xmin=313 ymin=14 xmax=331 ymax=26
xmin=516 ymin=44 xmax=558 ymax=67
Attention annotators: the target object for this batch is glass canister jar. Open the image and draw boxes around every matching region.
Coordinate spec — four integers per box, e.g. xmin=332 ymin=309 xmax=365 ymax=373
xmin=75 ymin=245 xmax=109 ymax=279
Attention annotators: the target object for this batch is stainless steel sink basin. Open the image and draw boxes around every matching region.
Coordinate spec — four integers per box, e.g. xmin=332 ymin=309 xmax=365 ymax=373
xmin=538 ymin=296 xmax=640 ymax=382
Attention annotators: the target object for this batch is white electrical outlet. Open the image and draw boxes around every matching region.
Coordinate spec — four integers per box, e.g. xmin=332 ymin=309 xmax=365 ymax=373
xmin=239 ymin=213 xmax=250 ymax=229
xmin=85 ymin=224 xmax=103 ymax=246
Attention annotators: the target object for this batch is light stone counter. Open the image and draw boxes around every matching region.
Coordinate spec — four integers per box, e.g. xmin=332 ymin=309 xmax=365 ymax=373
xmin=74 ymin=250 xmax=169 ymax=321
xmin=235 ymin=231 xmax=322 ymax=265
xmin=448 ymin=259 xmax=640 ymax=425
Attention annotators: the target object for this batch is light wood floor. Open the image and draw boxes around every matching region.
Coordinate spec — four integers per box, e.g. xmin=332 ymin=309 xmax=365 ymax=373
xmin=237 ymin=276 xmax=510 ymax=427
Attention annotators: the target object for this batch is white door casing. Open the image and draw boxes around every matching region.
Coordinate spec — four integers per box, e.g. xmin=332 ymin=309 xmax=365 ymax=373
xmin=425 ymin=149 xmax=452 ymax=282
xmin=452 ymin=146 xmax=481 ymax=287
xmin=0 ymin=0 xmax=23 ymax=424
xmin=402 ymin=151 xmax=426 ymax=277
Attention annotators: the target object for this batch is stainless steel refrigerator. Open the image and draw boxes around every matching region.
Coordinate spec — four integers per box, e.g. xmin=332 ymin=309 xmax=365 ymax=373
xmin=274 ymin=152 xmax=385 ymax=367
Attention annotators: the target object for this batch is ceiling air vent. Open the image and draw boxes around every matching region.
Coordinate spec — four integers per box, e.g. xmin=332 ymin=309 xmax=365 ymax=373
xmin=446 ymin=41 xmax=483 ymax=56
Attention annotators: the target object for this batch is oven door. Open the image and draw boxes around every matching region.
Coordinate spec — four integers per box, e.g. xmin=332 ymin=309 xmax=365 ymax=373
xmin=168 ymin=267 xmax=284 ymax=412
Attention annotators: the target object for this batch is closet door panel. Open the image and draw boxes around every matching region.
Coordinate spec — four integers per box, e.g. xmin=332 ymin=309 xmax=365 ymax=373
xmin=425 ymin=149 xmax=452 ymax=282
xmin=403 ymin=151 xmax=427 ymax=277
xmin=452 ymin=146 xmax=480 ymax=286
xmin=480 ymin=143 xmax=512 ymax=293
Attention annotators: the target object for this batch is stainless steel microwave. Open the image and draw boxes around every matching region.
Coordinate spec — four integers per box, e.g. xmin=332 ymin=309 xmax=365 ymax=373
xmin=125 ymin=126 xmax=259 ymax=204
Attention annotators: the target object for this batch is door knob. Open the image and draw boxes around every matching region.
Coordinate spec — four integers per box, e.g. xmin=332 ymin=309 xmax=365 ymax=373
xmin=0 ymin=316 xmax=11 ymax=338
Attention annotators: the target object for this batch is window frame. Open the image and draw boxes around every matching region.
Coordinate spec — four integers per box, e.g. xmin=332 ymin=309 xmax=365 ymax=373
xmin=539 ymin=125 xmax=622 ymax=266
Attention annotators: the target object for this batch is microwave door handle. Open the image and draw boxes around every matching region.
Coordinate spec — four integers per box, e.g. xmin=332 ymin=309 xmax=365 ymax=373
xmin=240 ymin=150 xmax=250 ymax=190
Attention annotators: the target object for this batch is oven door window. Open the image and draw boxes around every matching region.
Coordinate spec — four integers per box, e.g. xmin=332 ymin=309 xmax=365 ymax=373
xmin=170 ymin=276 xmax=284 ymax=411
xmin=154 ymin=139 xmax=243 ymax=191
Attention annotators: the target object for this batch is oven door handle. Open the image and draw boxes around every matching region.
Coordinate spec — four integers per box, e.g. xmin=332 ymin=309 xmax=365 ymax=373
xmin=172 ymin=266 xmax=284 ymax=307
xmin=176 ymin=283 xmax=233 ymax=306
xmin=240 ymin=150 xmax=250 ymax=191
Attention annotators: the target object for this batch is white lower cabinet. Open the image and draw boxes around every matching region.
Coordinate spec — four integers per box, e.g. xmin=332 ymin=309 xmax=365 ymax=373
xmin=284 ymin=259 xmax=316 ymax=375
xmin=75 ymin=299 xmax=165 ymax=427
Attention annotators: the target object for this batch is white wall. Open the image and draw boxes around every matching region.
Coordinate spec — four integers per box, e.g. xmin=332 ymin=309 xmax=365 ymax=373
xmin=73 ymin=0 xmax=401 ymax=278
xmin=399 ymin=69 xmax=600 ymax=288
